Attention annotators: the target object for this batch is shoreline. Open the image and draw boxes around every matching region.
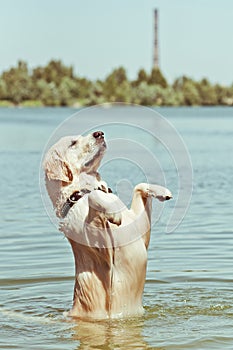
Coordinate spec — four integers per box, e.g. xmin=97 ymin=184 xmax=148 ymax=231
xmin=0 ymin=101 xmax=233 ymax=108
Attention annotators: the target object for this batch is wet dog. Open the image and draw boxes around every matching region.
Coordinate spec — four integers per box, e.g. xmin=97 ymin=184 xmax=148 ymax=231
xmin=43 ymin=131 xmax=172 ymax=319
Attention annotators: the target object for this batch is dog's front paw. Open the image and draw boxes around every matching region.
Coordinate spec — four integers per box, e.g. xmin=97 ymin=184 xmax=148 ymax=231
xmin=88 ymin=190 xmax=124 ymax=226
xmin=148 ymin=185 xmax=172 ymax=202
xmin=106 ymin=212 xmax=122 ymax=226
xmin=135 ymin=183 xmax=172 ymax=202
xmin=156 ymin=193 xmax=172 ymax=202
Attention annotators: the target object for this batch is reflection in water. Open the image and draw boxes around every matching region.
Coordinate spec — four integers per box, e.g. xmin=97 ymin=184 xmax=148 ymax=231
xmin=71 ymin=317 xmax=150 ymax=350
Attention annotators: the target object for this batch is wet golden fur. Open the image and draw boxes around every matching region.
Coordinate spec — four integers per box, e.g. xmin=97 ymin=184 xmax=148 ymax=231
xmin=44 ymin=132 xmax=172 ymax=319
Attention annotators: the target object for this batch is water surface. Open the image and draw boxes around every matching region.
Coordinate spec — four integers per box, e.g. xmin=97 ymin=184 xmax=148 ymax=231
xmin=0 ymin=106 xmax=233 ymax=349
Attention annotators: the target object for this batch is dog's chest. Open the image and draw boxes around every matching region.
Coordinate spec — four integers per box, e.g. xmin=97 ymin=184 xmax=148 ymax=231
xmin=112 ymin=240 xmax=147 ymax=290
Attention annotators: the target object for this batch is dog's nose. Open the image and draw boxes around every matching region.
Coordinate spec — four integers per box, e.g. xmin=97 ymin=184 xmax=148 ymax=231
xmin=93 ymin=131 xmax=104 ymax=139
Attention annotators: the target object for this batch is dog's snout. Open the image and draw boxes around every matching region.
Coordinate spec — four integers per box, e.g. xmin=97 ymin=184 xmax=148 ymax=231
xmin=93 ymin=131 xmax=104 ymax=139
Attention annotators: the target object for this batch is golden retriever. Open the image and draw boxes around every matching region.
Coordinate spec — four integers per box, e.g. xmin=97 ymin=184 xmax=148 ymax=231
xmin=43 ymin=131 xmax=172 ymax=319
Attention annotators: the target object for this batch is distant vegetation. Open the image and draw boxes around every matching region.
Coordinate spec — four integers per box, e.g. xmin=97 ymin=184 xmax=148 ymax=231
xmin=0 ymin=60 xmax=232 ymax=107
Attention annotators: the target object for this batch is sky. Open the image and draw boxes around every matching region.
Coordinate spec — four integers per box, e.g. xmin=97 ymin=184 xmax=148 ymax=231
xmin=0 ymin=0 xmax=233 ymax=85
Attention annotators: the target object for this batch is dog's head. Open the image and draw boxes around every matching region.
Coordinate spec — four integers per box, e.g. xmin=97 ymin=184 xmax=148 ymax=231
xmin=43 ymin=131 xmax=107 ymax=215
xmin=44 ymin=131 xmax=106 ymax=184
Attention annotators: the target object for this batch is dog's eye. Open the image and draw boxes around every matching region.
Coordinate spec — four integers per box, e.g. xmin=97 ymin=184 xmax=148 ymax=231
xmin=70 ymin=140 xmax=77 ymax=147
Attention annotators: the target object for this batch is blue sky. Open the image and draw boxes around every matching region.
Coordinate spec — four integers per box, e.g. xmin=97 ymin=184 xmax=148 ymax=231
xmin=0 ymin=0 xmax=233 ymax=85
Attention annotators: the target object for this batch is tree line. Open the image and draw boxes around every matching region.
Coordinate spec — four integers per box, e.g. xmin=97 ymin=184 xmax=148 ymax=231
xmin=0 ymin=60 xmax=232 ymax=107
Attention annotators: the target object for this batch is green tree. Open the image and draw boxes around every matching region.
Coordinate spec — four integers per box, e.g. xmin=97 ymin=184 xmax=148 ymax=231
xmin=132 ymin=69 xmax=148 ymax=87
xmin=2 ymin=60 xmax=33 ymax=104
xmin=58 ymin=77 xmax=77 ymax=106
xmin=32 ymin=60 xmax=73 ymax=86
xmin=161 ymin=87 xmax=184 ymax=106
xmin=214 ymin=84 xmax=233 ymax=105
xmin=131 ymin=82 xmax=163 ymax=105
xmin=103 ymin=67 xmax=128 ymax=101
xmin=0 ymin=78 xmax=7 ymax=99
xmin=148 ymin=67 xmax=167 ymax=88
xmin=1 ymin=58 xmax=232 ymax=107
xmin=114 ymin=80 xmax=132 ymax=103
xmin=223 ymin=86 xmax=233 ymax=105
xmin=35 ymin=80 xmax=60 ymax=106
xmin=196 ymin=78 xmax=218 ymax=105
xmin=73 ymin=77 xmax=93 ymax=100
xmin=182 ymin=81 xmax=200 ymax=105
xmin=173 ymin=75 xmax=189 ymax=91
xmin=85 ymin=81 xmax=106 ymax=105
xmin=173 ymin=76 xmax=201 ymax=105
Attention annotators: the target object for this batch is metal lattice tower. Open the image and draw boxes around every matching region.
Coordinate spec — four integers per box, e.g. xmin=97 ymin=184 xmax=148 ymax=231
xmin=153 ymin=9 xmax=159 ymax=68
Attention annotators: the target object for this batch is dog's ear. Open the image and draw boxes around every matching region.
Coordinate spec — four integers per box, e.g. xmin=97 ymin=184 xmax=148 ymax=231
xmin=43 ymin=151 xmax=73 ymax=184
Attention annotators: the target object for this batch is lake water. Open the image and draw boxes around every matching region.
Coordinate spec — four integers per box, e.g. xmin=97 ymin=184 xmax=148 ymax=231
xmin=0 ymin=106 xmax=233 ymax=349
